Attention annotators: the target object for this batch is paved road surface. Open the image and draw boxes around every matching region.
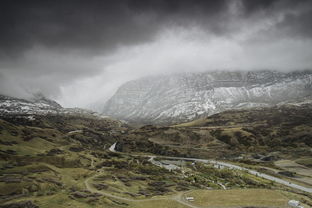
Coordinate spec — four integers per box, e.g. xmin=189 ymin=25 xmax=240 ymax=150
xmin=158 ymin=155 xmax=312 ymax=193
xmin=108 ymin=143 xmax=312 ymax=194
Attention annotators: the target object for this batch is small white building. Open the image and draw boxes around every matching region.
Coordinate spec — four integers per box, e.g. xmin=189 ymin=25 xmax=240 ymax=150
xmin=288 ymin=200 xmax=304 ymax=208
xmin=185 ymin=196 xmax=194 ymax=201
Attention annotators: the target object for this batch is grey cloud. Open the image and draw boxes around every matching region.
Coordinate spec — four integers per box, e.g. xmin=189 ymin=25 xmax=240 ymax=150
xmin=275 ymin=11 xmax=312 ymax=39
xmin=0 ymin=0 xmax=311 ymax=108
xmin=0 ymin=0 xmax=159 ymax=56
xmin=2 ymin=0 xmax=311 ymax=57
xmin=0 ymin=48 xmax=108 ymax=99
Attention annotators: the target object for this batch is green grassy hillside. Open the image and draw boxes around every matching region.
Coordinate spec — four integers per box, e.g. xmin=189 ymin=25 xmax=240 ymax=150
xmin=1 ymin=105 xmax=312 ymax=207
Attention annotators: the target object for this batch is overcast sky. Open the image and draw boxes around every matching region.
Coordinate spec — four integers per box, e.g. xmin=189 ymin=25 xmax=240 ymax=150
xmin=0 ymin=0 xmax=312 ymax=110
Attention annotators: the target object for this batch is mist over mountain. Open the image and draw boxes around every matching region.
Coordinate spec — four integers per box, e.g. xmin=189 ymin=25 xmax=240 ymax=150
xmin=0 ymin=0 xmax=312 ymax=107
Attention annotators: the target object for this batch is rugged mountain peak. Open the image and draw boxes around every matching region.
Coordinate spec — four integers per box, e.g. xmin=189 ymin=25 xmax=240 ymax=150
xmin=0 ymin=94 xmax=109 ymax=120
xmin=103 ymin=70 xmax=312 ymax=125
xmin=0 ymin=94 xmax=62 ymax=115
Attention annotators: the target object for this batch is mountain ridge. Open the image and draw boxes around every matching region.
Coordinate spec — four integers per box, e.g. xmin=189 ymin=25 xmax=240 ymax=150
xmin=0 ymin=94 xmax=104 ymax=119
xmin=103 ymin=70 xmax=312 ymax=124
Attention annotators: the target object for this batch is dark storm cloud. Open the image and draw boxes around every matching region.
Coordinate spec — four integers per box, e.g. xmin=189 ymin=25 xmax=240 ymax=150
xmin=0 ymin=0 xmax=226 ymax=56
xmin=0 ymin=0 xmax=312 ymax=108
xmin=241 ymin=0 xmax=277 ymax=15
xmin=1 ymin=0 xmax=310 ymax=57
xmin=275 ymin=11 xmax=312 ymax=39
xmin=0 ymin=0 xmax=155 ymax=56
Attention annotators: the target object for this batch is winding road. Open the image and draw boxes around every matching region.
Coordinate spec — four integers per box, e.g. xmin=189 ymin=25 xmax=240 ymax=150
xmin=82 ymin=142 xmax=311 ymax=208
xmin=153 ymin=155 xmax=312 ymax=193
xmin=108 ymin=143 xmax=312 ymax=194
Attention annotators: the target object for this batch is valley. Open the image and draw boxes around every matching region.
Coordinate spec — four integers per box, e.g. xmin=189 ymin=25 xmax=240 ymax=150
xmin=0 ymin=98 xmax=312 ymax=207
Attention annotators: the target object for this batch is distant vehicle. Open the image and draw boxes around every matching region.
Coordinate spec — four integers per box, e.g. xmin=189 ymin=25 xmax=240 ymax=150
xmin=288 ymin=200 xmax=304 ymax=208
xmin=185 ymin=196 xmax=194 ymax=201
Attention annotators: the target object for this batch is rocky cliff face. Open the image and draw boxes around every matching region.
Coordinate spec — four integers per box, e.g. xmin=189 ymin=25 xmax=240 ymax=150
xmin=103 ymin=70 xmax=312 ymax=124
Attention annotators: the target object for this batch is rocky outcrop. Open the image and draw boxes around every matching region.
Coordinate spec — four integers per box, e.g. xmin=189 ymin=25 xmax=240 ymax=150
xmin=0 ymin=201 xmax=39 ymax=208
xmin=103 ymin=70 xmax=312 ymax=124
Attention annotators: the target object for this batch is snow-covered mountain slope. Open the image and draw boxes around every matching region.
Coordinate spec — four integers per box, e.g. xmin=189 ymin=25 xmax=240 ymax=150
xmin=0 ymin=95 xmax=62 ymax=115
xmin=103 ymin=70 xmax=312 ymax=124
xmin=0 ymin=94 xmax=101 ymax=118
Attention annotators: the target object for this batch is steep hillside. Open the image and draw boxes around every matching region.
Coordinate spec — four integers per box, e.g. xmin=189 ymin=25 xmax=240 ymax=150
xmin=117 ymin=103 xmax=312 ymax=160
xmin=175 ymin=103 xmax=312 ymax=151
xmin=103 ymin=70 xmax=312 ymax=125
